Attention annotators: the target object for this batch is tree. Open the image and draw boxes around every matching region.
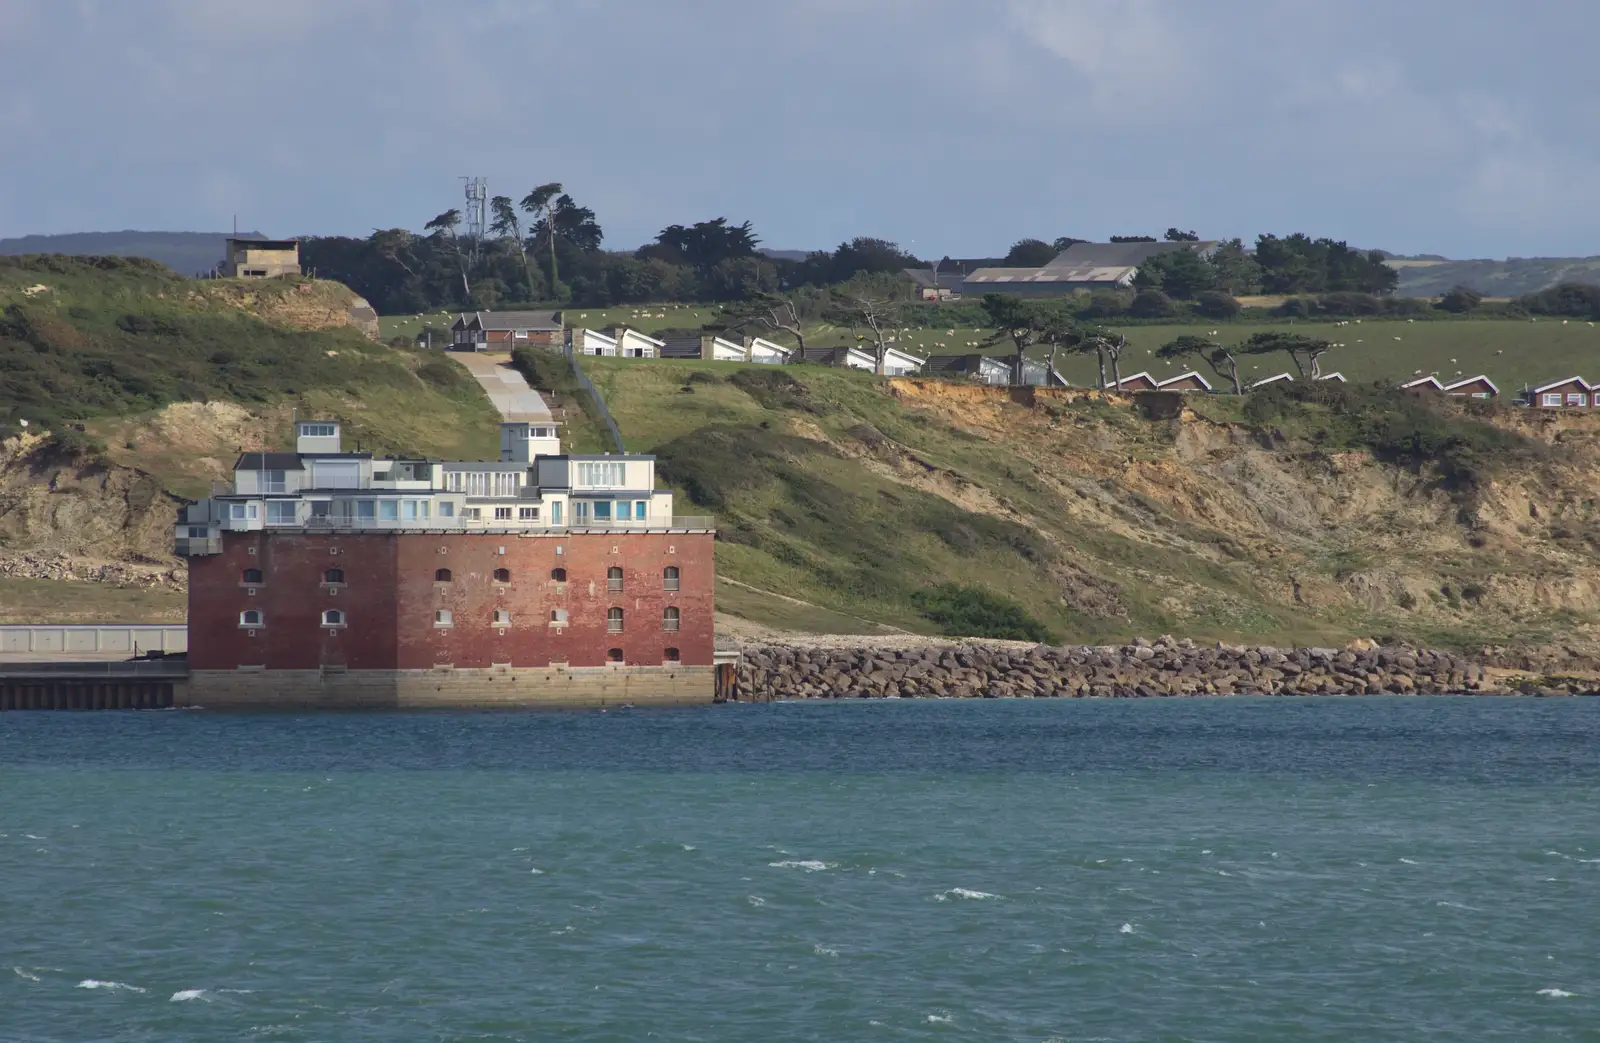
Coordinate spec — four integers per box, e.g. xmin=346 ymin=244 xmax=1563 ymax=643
xmin=1110 ymin=235 xmax=1157 ymax=243
xmin=1003 ymin=238 xmax=1058 ymax=267
xmin=424 ymin=208 xmax=470 ymax=302
xmin=1134 ymin=249 xmax=1214 ymax=298
xmin=1160 ymin=334 xmax=1242 ymax=394
xmin=1438 ymin=284 xmax=1484 ymax=314
xmin=1086 ymin=330 xmax=1129 ymax=390
xmin=828 ymin=279 xmax=904 ymax=375
xmin=1053 ymin=236 xmax=1088 ymax=252
xmin=1165 ymin=228 xmax=1200 ymax=242
xmin=979 ymin=293 xmax=1041 ymax=385
xmin=519 ymin=183 xmax=565 ymax=288
xmin=720 ymin=292 xmax=813 ymax=354
xmin=1208 ymin=238 xmax=1262 ymax=295
xmin=1036 ymin=308 xmax=1084 ymax=386
xmin=490 ymin=195 xmax=538 ymax=300
xmin=644 ymin=217 xmax=760 ymax=273
xmin=1241 ymin=331 xmax=1334 ymax=380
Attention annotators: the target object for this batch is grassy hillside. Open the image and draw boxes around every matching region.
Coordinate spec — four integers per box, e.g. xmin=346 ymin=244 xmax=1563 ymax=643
xmin=0 ymin=256 xmax=500 ymax=474
xmin=545 ymin=355 xmax=1600 ymax=651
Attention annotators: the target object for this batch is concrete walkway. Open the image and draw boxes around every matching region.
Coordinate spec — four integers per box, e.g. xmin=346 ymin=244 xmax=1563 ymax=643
xmin=449 ymin=351 xmax=554 ymax=422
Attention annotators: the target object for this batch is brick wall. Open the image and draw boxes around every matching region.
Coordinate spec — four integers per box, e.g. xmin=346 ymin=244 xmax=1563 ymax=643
xmin=185 ymin=666 xmax=715 ymax=709
xmin=188 ymin=531 xmax=715 ymax=672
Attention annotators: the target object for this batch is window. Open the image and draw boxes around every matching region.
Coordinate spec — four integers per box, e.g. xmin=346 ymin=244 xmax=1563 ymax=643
xmin=464 ymin=508 xmax=482 ymax=520
xmin=635 ymin=501 xmax=647 ymax=521
xmin=552 ymin=502 xmax=563 ymax=526
xmin=242 ymin=568 xmax=263 ymax=584
xmin=230 ymin=503 xmax=256 ymax=522
xmin=493 ymin=568 xmax=511 ymax=583
xmin=574 ymin=501 xmax=590 ymax=524
xmin=608 ymin=566 xmax=624 ymax=592
xmin=324 ymin=568 xmax=344 ymax=584
xmin=357 ymin=500 xmax=376 ymax=520
xmin=435 ymin=568 xmax=452 ymax=582
xmin=439 ymin=502 xmax=455 ymax=518
xmin=663 ymin=566 xmax=680 ymax=592
xmin=664 ymin=647 xmax=680 ymax=663
xmin=494 ymin=507 xmax=512 ymax=520
xmin=577 ymin=461 xmax=626 ymax=487
xmin=1542 ymin=393 xmax=1561 ymax=406
xmin=403 ymin=501 xmax=430 ymax=521
xmin=519 ymin=506 xmax=538 ymax=520
xmin=492 ymin=609 xmax=512 ymax=625
xmin=379 ymin=500 xmax=399 ymax=521
xmin=607 ymin=607 xmax=624 ymax=633
xmin=434 ymin=609 xmax=453 ymax=627
xmin=263 ymin=469 xmax=287 ymax=494
xmin=593 ymin=500 xmax=613 ymax=522
xmin=322 ymin=609 xmax=345 ymax=627
xmin=551 ymin=567 xmax=567 ymax=583
xmin=550 ymin=608 xmax=568 ymax=624
xmin=607 ymin=647 xmax=624 ymax=663
xmin=663 ymin=607 xmax=680 ymax=632
xmin=266 ymin=501 xmax=297 ymax=525
xmin=239 ymin=610 xmax=263 ymax=627
xmin=186 ymin=526 xmax=209 ymax=539
xmin=1571 ymin=393 xmax=1589 ymax=407
xmin=615 ymin=501 xmax=631 ymax=521
xmin=299 ymin=423 xmax=337 ymax=438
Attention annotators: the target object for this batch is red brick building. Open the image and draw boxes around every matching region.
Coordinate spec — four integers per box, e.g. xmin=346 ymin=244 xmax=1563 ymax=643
xmin=451 ymin=310 xmax=563 ymax=349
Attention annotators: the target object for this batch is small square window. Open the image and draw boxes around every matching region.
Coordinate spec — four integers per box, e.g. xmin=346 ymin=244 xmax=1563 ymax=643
xmin=495 ymin=507 xmax=512 ymax=520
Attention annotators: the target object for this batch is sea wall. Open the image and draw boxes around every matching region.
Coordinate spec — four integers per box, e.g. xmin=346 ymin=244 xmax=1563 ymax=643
xmin=728 ymin=639 xmax=1586 ymax=699
xmin=185 ymin=665 xmax=715 ymax=709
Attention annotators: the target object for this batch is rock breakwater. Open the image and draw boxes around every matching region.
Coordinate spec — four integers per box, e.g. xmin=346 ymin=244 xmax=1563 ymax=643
xmin=729 ymin=639 xmax=1582 ymax=700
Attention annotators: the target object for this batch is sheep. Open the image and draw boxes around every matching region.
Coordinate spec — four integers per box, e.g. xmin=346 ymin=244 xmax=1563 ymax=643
xmin=1394 ymin=336 xmax=1403 ymax=341
xmin=1449 ymin=358 xmax=1457 ymax=363
xmin=1414 ymin=370 xmax=1424 ymax=376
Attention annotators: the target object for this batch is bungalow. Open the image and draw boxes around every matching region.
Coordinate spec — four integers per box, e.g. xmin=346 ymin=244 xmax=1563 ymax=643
xmin=1249 ymin=373 xmax=1295 ymax=389
xmin=1155 ymin=371 xmax=1212 ymax=393
xmin=1444 ymin=375 xmax=1498 ymax=399
xmin=451 ymin=310 xmax=562 ymax=350
xmin=800 ymin=345 xmax=925 ymax=376
xmin=923 ymin=354 xmax=1052 ymax=386
xmin=660 ymin=334 xmax=794 ymax=365
xmin=1113 ymin=372 xmax=1160 ymax=392
xmin=1530 ymin=377 xmax=1597 ymax=409
xmin=1400 ymin=375 xmax=1446 ymax=392
xmin=1318 ymin=372 xmax=1348 ymax=383
xmin=600 ymin=327 xmax=664 ymax=358
xmin=567 ymin=327 xmax=617 ymax=356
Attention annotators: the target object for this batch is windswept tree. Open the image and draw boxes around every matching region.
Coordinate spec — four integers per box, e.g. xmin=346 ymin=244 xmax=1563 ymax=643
xmin=1159 ymin=334 xmax=1243 ymax=394
xmin=519 ymin=184 xmax=603 ymax=296
xmin=424 ymin=208 xmax=470 ymax=301
xmin=719 ymin=291 xmax=812 ymax=354
xmin=1082 ymin=329 xmax=1129 ymax=390
xmin=1164 ymin=227 xmax=1200 ymax=242
xmin=489 ymin=194 xmax=537 ymax=299
xmin=1003 ymin=238 xmax=1058 ymax=267
xmin=1035 ymin=308 xmax=1084 ymax=387
xmin=1241 ymin=331 xmax=1335 ymax=380
xmin=644 ymin=217 xmax=760 ymax=273
xmin=979 ymin=293 xmax=1043 ymax=386
xmin=827 ymin=281 xmax=904 ymax=376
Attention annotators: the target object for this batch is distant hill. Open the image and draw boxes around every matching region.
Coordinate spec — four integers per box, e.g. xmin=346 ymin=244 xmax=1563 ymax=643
xmin=1391 ymin=257 xmax=1600 ymax=298
xmin=0 ymin=231 xmax=267 ymax=277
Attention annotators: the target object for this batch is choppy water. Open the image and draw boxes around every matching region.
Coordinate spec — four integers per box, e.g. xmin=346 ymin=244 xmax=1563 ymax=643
xmin=2 ymin=698 xmax=1597 ymax=1042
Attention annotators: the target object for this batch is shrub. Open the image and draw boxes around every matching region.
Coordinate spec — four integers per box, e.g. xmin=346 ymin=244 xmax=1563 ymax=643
xmin=1273 ymin=297 xmax=1318 ymax=318
xmin=1192 ymin=290 xmax=1241 ymax=319
xmin=1078 ymin=290 xmax=1131 ymax=319
xmin=1437 ymin=285 xmax=1483 ymax=313
xmin=1518 ymin=282 xmax=1600 ymax=319
xmin=911 ymin=583 xmax=1053 ymax=642
xmin=1129 ymin=289 xmax=1177 ymax=318
xmin=1317 ymin=292 xmax=1383 ymax=316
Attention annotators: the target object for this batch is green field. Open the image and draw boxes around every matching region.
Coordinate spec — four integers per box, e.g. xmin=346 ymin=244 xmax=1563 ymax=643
xmin=381 ymin=305 xmax=1600 ymax=395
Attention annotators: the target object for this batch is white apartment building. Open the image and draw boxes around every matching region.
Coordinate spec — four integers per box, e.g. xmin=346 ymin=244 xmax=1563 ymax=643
xmin=176 ymin=421 xmax=698 ymax=556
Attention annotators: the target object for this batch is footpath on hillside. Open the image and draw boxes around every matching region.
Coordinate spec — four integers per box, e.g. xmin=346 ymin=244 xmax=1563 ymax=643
xmin=449 ymin=351 xmax=554 ymax=422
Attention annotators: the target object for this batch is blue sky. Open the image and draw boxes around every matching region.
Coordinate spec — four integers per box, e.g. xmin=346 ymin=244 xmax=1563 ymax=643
xmin=0 ymin=0 xmax=1594 ymax=258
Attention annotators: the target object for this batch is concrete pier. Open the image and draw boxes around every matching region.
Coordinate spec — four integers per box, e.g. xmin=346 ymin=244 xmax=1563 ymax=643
xmin=0 ymin=661 xmax=186 ymax=711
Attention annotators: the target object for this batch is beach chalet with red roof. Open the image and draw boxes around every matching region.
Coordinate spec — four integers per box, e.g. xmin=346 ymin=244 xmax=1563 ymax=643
xmin=1114 ymin=372 xmax=1160 ymax=392
xmin=1444 ymin=376 xmax=1498 ymax=399
xmin=1155 ymin=371 xmax=1213 ymax=393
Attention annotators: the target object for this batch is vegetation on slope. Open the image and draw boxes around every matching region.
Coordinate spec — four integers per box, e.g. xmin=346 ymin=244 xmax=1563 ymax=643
xmin=541 ymin=354 xmax=1586 ymax=650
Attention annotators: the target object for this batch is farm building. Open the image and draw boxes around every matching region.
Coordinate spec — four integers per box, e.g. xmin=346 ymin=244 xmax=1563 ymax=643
xmin=962 ymin=265 xmax=1136 ymax=297
xmin=905 ymin=268 xmax=965 ymax=300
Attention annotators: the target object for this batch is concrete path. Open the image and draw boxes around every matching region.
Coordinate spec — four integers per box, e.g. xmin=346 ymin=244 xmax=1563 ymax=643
xmin=449 ymin=351 xmax=554 ymax=422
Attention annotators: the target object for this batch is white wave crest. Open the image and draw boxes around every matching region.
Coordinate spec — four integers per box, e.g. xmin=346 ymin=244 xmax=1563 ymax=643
xmin=170 ymin=989 xmax=209 ymax=1002
xmin=13 ymin=967 xmax=41 ymax=982
xmin=1119 ymin=923 xmax=1135 ymax=934
xmin=938 ymin=888 xmax=1001 ymax=901
xmin=1538 ymin=988 xmax=1574 ymax=998
xmin=768 ymin=860 xmax=834 ymax=872
xmin=813 ymin=944 xmax=839 ymax=957
xmin=77 ymin=979 xmax=145 ymax=993
xmin=927 ymin=1013 xmax=954 ymax=1023
xmin=747 ymin=895 xmax=767 ymax=907
xmin=529 ymin=868 xmax=544 ymax=875
xmin=1399 ymin=857 xmax=1419 ymax=865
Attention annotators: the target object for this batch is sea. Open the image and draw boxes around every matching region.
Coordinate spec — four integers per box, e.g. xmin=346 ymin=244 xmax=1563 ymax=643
xmin=1 ymin=697 xmax=1596 ymax=1042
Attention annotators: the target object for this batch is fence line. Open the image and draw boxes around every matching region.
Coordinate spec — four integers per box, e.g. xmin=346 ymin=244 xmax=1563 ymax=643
xmin=564 ymin=341 xmax=626 ymax=452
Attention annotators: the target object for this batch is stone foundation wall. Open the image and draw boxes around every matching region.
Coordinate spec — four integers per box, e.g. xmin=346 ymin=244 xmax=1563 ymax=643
xmin=186 ymin=665 xmax=715 ymax=709
xmin=729 ymin=640 xmax=1565 ymax=699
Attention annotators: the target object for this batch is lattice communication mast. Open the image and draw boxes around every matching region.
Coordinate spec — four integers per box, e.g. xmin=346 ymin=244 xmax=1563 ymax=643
xmin=461 ymin=177 xmax=487 ymax=262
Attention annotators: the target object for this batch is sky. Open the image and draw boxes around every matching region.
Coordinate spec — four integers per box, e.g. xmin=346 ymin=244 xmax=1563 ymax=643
xmin=0 ymin=0 xmax=1595 ymax=259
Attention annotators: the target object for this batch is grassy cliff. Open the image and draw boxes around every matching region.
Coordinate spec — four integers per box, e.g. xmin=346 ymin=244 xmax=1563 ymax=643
xmin=554 ymin=355 xmax=1600 ymax=651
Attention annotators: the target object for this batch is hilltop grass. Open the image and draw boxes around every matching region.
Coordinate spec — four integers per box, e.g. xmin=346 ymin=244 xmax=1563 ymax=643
xmin=0 ymin=255 xmax=501 ymax=464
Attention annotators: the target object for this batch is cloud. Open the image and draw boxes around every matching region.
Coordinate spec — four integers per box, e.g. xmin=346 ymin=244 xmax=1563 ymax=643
xmin=1004 ymin=0 xmax=1196 ymax=114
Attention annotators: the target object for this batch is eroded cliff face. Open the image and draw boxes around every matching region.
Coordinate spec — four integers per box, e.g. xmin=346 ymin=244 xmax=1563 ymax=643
xmin=882 ymin=380 xmax=1600 ymax=653
xmin=0 ymin=431 xmax=187 ymax=590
